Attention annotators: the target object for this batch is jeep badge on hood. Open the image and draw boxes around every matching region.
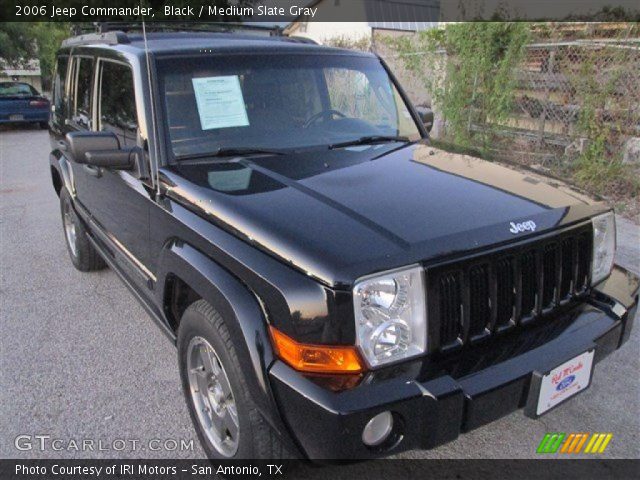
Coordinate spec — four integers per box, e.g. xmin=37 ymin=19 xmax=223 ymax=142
xmin=510 ymin=220 xmax=537 ymax=234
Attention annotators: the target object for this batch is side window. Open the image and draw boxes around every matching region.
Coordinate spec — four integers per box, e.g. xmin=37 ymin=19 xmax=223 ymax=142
xmin=99 ymin=61 xmax=138 ymax=146
xmin=71 ymin=57 xmax=94 ymax=129
xmin=52 ymin=56 xmax=68 ymax=122
xmin=323 ymin=67 xmax=418 ymax=137
xmin=324 ymin=68 xmax=389 ymax=125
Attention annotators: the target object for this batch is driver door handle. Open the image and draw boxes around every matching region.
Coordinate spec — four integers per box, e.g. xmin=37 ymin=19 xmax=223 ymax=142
xmin=83 ymin=164 xmax=102 ymax=178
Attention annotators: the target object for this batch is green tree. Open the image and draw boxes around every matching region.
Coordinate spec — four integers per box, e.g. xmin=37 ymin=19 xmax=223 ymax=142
xmin=0 ymin=22 xmax=37 ymax=66
xmin=0 ymin=22 xmax=70 ymax=89
xmin=385 ymin=23 xmax=530 ymax=152
xmin=29 ymin=23 xmax=71 ymax=88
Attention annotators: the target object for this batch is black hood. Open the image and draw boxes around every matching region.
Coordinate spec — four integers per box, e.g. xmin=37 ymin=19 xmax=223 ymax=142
xmin=162 ymin=143 xmax=604 ymax=287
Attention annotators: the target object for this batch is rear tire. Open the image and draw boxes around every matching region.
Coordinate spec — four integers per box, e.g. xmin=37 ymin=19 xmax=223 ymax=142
xmin=59 ymin=187 xmax=106 ymax=272
xmin=178 ymin=300 xmax=297 ymax=460
xmin=38 ymin=121 xmax=48 ymax=129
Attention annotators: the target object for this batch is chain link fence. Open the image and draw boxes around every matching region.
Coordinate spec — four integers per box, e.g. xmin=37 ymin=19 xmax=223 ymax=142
xmin=512 ymin=28 xmax=639 ymax=162
xmin=375 ymin=23 xmax=640 ymax=218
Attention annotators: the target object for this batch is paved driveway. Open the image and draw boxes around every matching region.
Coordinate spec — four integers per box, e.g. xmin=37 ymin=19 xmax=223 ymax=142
xmin=0 ymin=128 xmax=638 ymax=467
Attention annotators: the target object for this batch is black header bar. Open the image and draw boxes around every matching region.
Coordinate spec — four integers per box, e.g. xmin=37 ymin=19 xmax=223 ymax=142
xmin=2 ymin=0 xmax=640 ymax=22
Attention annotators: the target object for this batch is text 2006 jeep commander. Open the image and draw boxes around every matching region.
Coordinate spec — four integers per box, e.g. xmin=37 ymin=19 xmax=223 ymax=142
xmin=48 ymin=28 xmax=638 ymax=460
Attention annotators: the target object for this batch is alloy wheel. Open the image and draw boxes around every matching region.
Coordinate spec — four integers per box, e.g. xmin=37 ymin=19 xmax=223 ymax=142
xmin=187 ymin=336 xmax=240 ymax=457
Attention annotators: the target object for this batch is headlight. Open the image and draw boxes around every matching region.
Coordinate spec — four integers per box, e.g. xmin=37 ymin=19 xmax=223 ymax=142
xmin=591 ymin=212 xmax=616 ymax=285
xmin=353 ymin=265 xmax=427 ymax=368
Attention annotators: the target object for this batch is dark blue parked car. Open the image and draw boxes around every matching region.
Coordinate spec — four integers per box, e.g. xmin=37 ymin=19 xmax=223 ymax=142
xmin=0 ymin=81 xmax=50 ymax=128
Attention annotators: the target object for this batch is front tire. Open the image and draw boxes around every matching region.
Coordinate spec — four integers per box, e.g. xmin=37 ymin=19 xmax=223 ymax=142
xmin=59 ymin=187 xmax=106 ymax=271
xmin=178 ymin=300 xmax=296 ymax=459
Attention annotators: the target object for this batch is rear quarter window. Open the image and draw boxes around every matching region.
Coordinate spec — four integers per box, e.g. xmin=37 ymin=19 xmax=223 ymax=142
xmin=52 ymin=56 xmax=68 ymax=120
xmin=71 ymin=56 xmax=94 ymax=129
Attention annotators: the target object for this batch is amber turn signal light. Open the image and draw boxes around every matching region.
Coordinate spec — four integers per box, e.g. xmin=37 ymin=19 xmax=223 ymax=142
xmin=269 ymin=326 xmax=365 ymax=374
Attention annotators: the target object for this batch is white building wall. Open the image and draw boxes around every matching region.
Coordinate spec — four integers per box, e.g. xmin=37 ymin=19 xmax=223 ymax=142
xmin=288 ymin=21 xmax=372 ymax=44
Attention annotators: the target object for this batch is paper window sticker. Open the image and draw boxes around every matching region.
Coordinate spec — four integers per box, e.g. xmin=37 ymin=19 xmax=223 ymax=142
xmin=192 ymin=75 xmax=250 ymax=130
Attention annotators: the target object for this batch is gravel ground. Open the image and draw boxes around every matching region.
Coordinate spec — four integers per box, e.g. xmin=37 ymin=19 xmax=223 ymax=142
xmin=0 ymin=127 xmax=638 ymax=470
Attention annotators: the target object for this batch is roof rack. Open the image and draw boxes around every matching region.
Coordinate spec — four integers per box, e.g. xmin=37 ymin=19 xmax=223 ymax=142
xmin=61 ymin=31 xmax=131 ymax=47
xmin=286 ymin=36 xmax=318 ymax=45
xmin=62 ymin=22 xmax=287 ymax=47
xmin=67 ymin=21 xmax=284 ymax=39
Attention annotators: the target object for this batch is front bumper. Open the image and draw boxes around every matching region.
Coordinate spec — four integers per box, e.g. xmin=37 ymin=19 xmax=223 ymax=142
xmin=268 ymin=266 xmax=638 ymax=460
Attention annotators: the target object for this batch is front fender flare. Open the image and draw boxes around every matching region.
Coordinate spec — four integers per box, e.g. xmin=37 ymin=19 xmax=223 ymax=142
xmin=50 ymin=151 xmax=75 ymax=197
xmin=155 ymin=240 xmax=289 ymax=440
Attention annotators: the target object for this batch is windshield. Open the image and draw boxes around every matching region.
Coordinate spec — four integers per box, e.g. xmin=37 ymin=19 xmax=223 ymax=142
xmin=156 ymin=54 xmax=421 ymax=159
xmin=0 ymin=82 xmax=38 ymax=97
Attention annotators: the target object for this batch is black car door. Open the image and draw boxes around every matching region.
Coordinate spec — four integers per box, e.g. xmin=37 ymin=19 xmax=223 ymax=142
xmin=68 ymin=55 xmax=153 ymax=289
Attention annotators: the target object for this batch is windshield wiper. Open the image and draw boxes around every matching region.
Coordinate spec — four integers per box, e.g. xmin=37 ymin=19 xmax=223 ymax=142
xmin=177 ymin=147 xmax=286 ymax=161
xmin=213 ymin=147 xmax=287 ymax=157
xmin=328 ymin=135 xmax=410 ymax=150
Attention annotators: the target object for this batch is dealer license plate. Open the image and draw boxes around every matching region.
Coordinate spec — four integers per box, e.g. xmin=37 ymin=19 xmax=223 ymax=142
xmin=9 ymin=114 xmax=24 ymax=121
xmin=536 ymin=350 xmax=594 ymax=416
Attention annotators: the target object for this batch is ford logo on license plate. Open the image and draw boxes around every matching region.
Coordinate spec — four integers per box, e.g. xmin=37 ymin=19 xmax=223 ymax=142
xmin=556 ymin=375 xmax=576 ymax=391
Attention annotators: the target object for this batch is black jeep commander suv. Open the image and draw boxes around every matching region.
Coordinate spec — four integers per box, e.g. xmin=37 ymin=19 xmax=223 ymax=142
xmin=48 ymin=28 xmax=638 ymax=460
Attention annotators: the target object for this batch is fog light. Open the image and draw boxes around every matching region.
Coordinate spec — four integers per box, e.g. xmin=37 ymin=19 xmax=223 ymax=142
xmin=362 ymin=411 xmax=393 ymax=446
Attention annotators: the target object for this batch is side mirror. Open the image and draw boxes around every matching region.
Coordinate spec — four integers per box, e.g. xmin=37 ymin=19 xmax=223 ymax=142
xmin=416 ymin=106 xmax=434 ymax=133
xmin=65 ymin=131 xmax=134 ymax=170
